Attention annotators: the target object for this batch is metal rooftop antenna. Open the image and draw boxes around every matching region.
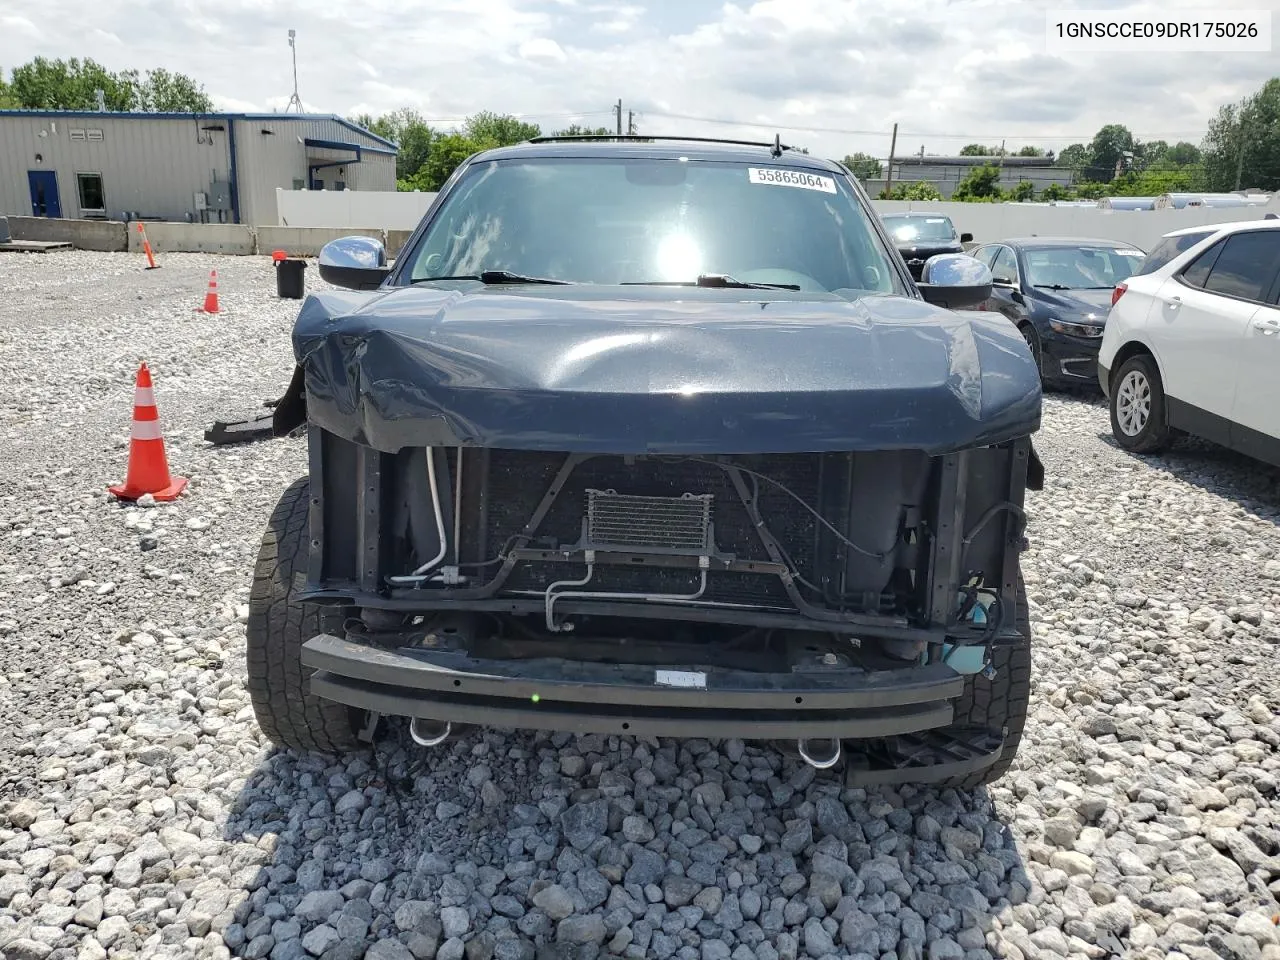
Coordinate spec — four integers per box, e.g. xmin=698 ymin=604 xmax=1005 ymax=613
xmin=286 ymin=29 xmax=304 ymax=113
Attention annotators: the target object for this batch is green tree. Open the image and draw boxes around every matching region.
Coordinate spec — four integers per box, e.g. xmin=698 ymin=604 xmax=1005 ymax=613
xmin=1086 ymin=123 xmax=1136 ymax=181
xmin=351 ymin=108 xmax=437 ymax=182
xmin=552 ymin=124 xmax=613 ymax=137
xmin=463 ymin=111 xmax=540 ymax=146
xmin=0 ymin=72 xmax=16 ymax=108
xmin=127 ymin=68 xmax=212 ymax=112
xmin=422 ymin=132 xmax=494 ymax=190
xmin=10 ymin=56 xmax=134 ymax=110
xmin=1040 ymin=183 xmax=1072 ymax=201
xmin=841 ymin=151 xmax=882 ymax=180
xmin=1109 ymin=161 xmax=1207 ymax=196
xmin=1016 ymin=145 xmax=1047 ymax=157
xmin=1167 ymin=141 xmax=1202 ymax=166
xmin=7 ymin=57 xmax=208 ymax=112
xmin=1203 ymin=77 xmax=1280 ymax=191
xmin=880 ymin=180 xmax=943 ymax=200
xmin=952 ymin=164 xmax=1003 ymax=201
xmin=1007 ymin=180 xmax=1035 ymax=201
xmin=1055 ymin=143 xmax=1089 ymax=173
xmin=959 ymin=143 xmax=999 ymax=156
xmin=1074 ymin=180 xmax=1108 ymax=199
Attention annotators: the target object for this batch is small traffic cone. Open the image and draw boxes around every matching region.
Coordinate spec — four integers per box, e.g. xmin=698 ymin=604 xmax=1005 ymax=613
xmin=108 ymin=362 xmax=188 ymax=502
xmin=197 ymin=269 xmax=219 ymax=313
xmin=136 ymin=222 xmax=159 ymax=270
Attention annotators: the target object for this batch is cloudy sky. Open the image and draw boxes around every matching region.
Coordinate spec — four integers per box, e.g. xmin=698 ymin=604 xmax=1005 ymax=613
xmin=1 ymin=0 xmax=1274 ymax=158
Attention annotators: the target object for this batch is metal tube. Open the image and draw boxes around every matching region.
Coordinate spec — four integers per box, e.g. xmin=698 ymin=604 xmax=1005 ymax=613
xmin=797 ymin=738 xmax=842 ymax=770
xmin=453 ymin=447 xmax=464 ymax=565
xmin=409 ymin=717 xmax=452 ymax=747
xmin=388 ymin=449 xmax=449 ymax=584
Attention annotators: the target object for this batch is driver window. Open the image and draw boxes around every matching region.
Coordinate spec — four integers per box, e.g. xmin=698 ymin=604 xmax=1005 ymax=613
xmin=992 ymin=247 xmax=1018 ymax=284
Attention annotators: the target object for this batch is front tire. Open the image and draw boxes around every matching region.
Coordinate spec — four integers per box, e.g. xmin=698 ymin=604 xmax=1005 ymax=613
xmin=1110 ymin=353 xmax=1171 ymax=454
xmin=246 ymin=478 xmax=363 ymax=753
xmin=1019 ymin=324 xmax=1045 ymax=385
xmin=937 ymin=576 xmax=1032 ymax=790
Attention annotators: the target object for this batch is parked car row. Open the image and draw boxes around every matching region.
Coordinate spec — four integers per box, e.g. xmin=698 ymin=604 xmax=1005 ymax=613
xmin=900 ymin=212 xmax=1280 ymax=468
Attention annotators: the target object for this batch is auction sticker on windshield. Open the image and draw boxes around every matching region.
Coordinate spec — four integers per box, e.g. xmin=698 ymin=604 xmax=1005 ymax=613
xmin=748 ymin=168 xmax=837 ymax=193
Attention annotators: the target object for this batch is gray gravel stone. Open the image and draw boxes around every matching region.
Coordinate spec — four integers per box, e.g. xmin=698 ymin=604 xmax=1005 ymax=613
xmin=440 ymin=906 xmax=470 ymax=940
xmin=1 ymin=270 xmax=1278 ymax=960
xmin=297 ymin=891 xmax=345 ymax=923
xmin=557 ymin=914 xmax=607 ymax=944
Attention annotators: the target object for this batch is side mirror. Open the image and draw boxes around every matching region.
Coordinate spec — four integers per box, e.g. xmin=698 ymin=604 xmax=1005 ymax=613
xmin=918 ymin=253 xmax=992 ymax=309
xmin=960 ymin=232 xmax=973 ymax=244
xmin=992 ymin=275 xmax=1017 ymax=287
xmin=318 ymin=236 xmax=390 ymax=290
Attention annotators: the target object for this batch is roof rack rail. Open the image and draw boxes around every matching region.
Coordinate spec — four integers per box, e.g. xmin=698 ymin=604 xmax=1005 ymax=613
xmin=526 ymin=133 xmax=795 ymax=155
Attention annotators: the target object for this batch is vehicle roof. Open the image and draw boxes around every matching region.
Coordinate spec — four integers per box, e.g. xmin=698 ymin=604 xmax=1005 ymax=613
xmin=1161 ymin=218 xmax=1280 ymax=238
xmin=985 ymin=237 xmax=1145 ymax=249
xmin=468 ymin=137 xmax=848 ymax=173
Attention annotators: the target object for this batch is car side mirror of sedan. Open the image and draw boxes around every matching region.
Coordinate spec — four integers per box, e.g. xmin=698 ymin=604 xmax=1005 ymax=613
xmin=318 ymin=236 xmax=391 ymax=290
xmin=918 ymin=253 xmax=993 ymax=309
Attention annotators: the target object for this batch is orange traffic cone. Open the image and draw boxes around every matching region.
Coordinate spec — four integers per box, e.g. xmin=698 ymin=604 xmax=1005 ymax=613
xmin=108 ymin=363 xmax=188 ymax=502
xmin=136 ymin=222 xmax=159 ymax=270
xmin=197 ymin=269 xmax=219 ymax=313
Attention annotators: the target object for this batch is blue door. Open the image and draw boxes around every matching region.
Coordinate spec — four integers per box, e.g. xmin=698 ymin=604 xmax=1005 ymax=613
xmin=28 ymin=171 xmax=62 ymax=218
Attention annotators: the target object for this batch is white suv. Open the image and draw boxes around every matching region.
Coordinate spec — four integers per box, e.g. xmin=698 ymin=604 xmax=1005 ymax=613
xmin=1098 ymin=218 xmax=1280 ymax=464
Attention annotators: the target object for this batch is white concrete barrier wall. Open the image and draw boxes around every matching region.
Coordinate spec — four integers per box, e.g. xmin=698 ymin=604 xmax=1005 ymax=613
xmin=128 ymin=222 xmax=256 ymax=256
xmin=257 ymin=226 xmax=386 ymax=258
xmin=275 ymin=189 xmax=437 ymax=230
xmin=870 ymin=199 xmax=1279 ymax=252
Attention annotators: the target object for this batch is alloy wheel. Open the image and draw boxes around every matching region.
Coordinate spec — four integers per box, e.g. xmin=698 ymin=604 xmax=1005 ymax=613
xmin=1116 ymin=369 xmax=1151 ymax=436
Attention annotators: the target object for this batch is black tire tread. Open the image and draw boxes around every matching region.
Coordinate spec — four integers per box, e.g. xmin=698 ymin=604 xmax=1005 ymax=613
xmin=246 ymin=478 xmax=360 ymax=753
xmin=1019 ymin=323 xmax=1044 ymax=384
xmin=938 ymin=576 xmax=1032 ymax=790
xmin=1110 ymin=353 xmax=1171 ymax=454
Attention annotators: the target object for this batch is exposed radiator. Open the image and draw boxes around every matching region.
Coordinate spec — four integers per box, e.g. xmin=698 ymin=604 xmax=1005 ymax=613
xmin=585 ymin=489 xmax=714 ymax=554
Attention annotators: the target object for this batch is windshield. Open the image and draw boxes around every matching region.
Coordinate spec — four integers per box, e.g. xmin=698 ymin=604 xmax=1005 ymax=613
xmin=1022 ymin=245 xmax=1145 ymax=289
xmin=881 ymin=215 xmax=958 ymax=244
xmin=1133 ymin=231 xmax=1213 ymax=275
xmin=403 ymin=157 xmax=907 ymax=297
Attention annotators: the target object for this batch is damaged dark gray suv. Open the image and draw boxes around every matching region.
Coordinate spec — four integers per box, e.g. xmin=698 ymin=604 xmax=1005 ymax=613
xmin=245 ymin=135 xmax=1042 ymax=788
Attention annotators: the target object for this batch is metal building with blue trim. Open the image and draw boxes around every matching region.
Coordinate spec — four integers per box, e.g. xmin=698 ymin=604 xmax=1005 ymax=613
xmin=0 ymin=110 xmax=398 ymax=226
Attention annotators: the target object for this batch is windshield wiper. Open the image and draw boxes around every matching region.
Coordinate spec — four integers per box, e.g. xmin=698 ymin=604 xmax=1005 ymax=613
xmin=412 ymin=270 xmax=572 ymax=285
xmin=622 ymin=273 xmax=801 ymax=291
xmin=1033 ymin=283 xmax=1074 ymax=290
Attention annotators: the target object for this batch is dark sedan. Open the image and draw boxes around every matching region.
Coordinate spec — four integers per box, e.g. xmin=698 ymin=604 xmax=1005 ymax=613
xmin=881 ymin=213 xmax=973 ymax=279
xmin=967 ymin=237 xmax=1145 ymax=388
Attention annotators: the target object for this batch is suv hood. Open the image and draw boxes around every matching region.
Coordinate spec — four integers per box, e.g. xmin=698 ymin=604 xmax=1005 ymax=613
xmin=294 ymin=284 xmax=1041 ymax=455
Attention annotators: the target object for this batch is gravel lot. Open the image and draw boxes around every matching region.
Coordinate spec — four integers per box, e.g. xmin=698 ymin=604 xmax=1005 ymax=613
xmin=1 ymin=249 xmax=1279 ymax=960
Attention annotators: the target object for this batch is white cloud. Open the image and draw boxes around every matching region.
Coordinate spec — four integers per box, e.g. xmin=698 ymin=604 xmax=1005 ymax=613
xmin=209 ymin=94 xmax=263 ymax=112
xmin=519 ymin=37 xmax=567 ymax=62
xmin=0 ymin=0 xmax=1271 ymax=159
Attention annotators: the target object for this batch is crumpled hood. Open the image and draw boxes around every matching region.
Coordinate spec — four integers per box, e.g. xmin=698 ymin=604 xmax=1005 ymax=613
xmin=1034 ymin=287 xmax=1114 ymax=320
xmin=293 ymin=284 xmax=1042 ymax=455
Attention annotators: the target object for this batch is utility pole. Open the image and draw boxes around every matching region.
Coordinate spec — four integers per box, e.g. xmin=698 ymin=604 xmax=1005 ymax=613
xmin=286 ymin=29 xmax=303 ymax=113
xmin=627 ymin=110 xmax=635 ymax=135
xmin=614 ymin=99 xmax=623 ymax=136
xmin=884 ymin=122 xmax=898 ymax=196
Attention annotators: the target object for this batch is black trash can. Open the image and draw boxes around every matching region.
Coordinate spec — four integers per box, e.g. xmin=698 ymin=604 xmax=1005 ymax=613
xmin=276 ymin=257 xmax=307 ymax=299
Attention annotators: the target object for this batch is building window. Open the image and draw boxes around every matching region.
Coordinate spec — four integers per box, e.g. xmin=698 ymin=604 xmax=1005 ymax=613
xmin=77 ymin=173 xmax=106 ymax=214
